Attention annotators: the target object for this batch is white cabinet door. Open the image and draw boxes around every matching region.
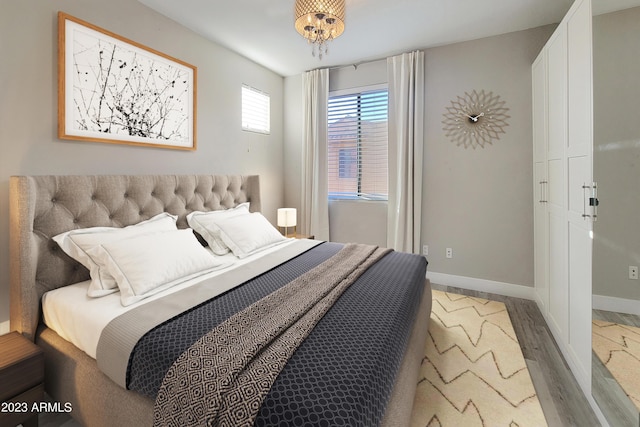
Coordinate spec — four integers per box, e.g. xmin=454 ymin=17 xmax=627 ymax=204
xmin=566 ymin=0 xmax=593 ymax=381
xmin=546 ymin=24 xmax=569 ymax=342
xmin=532 ymin=54 xmax=547 ymax=165
xmin=532 ymin=53 xmax=549 ymax=313
xmin=534 ymin=161 xmax=549 ymax=312
xmin=532 ymin=0 xmax=593 ymax=392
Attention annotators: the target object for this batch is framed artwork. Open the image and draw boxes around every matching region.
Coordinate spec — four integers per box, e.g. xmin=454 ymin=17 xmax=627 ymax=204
xmin=58 ymin=12 xmax=197 ymax=150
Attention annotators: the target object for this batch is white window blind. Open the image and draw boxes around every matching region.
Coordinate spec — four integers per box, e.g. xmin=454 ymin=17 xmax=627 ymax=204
xmin=328 ymin=87 xmax=388 ymax=200
xmin=242 ymin=85 xmax=270 ymax=134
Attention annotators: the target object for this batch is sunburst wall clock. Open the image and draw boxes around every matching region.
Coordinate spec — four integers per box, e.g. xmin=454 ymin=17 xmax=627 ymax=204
xmin=442 ymin=89 xmax=510 ymax=149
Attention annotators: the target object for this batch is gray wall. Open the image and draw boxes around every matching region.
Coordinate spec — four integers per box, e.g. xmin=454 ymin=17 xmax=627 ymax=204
xmin=592 ymin=7 xmax=640 ymax=300
xmin=423 ymin=26 xmax=554 ymax=286
xmin=284 ymin=25 xmax=555 ymax=288
xmin=0 ymin=0 xmax=285 ymax=331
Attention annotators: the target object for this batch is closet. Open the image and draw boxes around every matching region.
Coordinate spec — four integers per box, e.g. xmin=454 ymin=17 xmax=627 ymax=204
xmin=532 ymin=0 xmax=593 ymax=393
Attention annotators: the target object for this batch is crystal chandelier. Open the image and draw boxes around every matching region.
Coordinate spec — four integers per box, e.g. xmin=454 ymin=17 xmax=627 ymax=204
xmin=294 ymin=0 xmax=345 ymax=59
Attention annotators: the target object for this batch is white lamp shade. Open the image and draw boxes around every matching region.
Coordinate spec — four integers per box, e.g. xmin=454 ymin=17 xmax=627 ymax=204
xmin=277 ymin=208 xmax=297 ymax=227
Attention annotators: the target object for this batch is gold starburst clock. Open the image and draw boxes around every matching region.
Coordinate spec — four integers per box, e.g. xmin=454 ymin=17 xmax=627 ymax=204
xmin=442 ymin=89 xmax=510 ymax=149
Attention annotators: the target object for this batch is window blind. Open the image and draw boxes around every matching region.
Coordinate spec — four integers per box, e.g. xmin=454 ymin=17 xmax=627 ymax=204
xmin=328 ymin=87 xmax=388 ymax=200
xmin=242 ymin=85 xmax=270 ymax=134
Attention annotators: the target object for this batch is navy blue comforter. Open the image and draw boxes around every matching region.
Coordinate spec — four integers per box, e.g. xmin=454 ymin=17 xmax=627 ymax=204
xmin=127 ymin=242 xmax=426 ymax=426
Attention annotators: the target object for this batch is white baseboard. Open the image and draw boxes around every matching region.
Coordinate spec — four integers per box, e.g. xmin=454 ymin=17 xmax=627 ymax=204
xmin=0 ymin=320 xmax=10 ymax=335
xmin=593 ymin=294 xmax=640 ymax=316
xmin=426 ymin=271 xmax=536 ymax=301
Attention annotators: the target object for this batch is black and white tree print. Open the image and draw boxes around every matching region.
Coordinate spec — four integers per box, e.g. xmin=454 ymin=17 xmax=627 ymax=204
xmin=71 ymin=28 xmax=191 ymax=144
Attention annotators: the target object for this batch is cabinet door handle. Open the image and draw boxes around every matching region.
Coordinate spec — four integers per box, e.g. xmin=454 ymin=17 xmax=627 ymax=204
xmin=581 ymin=183 xmax=599 ymax=221
xmin=582 ymin=184 xmax=591 ymax=219
xmin=539 ymin=180 xmax=548 ymax=203
xmin=590 ymin=182 xmax=598 ymax=221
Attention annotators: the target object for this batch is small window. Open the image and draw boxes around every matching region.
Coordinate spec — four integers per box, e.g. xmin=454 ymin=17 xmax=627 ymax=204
xmin=328 ymin=86 xmax=388 ymax=201
xmin=242 ymin=85 xmax=270 ymax=134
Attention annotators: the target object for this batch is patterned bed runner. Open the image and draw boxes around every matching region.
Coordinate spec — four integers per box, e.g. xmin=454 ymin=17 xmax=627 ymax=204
xmin=97 ymin=239 xmax=321 ymax=388
xmin=153 ymin=243 xmax=390 ymax=427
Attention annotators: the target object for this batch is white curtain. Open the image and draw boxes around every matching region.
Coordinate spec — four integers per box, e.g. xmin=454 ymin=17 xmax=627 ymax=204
xmin=386 ymin=51 xmax=425 ymax=253
xmin=301 ymin=69 xmax=330 ymax=241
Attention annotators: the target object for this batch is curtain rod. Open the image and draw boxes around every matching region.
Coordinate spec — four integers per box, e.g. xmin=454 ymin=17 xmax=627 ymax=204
xmin=324 ymin=57 xmax=384 ymax=71
xmin=304 ymin=59 xmax=378 ymax=74
xmin=305 ymin=49 xmax=423 ymax=73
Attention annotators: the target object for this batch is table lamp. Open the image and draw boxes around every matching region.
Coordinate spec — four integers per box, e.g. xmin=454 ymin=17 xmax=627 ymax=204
xmin=277 ymin=208 xmax=297 ymax=237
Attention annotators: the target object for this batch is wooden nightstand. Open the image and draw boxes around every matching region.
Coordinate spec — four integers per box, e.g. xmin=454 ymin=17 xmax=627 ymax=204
xmin=0 ymin=332 xmax=44 ymax=427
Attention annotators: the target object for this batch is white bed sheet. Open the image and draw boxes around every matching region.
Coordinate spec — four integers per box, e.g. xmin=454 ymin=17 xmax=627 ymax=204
xmin=42 ymin=239 xmax=297 ymax=359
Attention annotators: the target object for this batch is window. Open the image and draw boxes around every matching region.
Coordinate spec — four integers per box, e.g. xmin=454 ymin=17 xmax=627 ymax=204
xmin=338 ymin=148 xmax=357 ymax=179
xmin=328 ymin=86 xmax=388 ymax=200
xmin=242 ymin=84 xmax=270 ymax=134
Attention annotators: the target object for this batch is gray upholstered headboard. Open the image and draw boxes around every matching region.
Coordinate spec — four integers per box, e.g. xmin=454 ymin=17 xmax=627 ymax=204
xmin=9 ymin=175 xmax=261 ymax=340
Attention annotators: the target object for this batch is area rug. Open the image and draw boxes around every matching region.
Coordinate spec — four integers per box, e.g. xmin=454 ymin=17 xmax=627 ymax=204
xmin=410 ymin=290 xmax=547 ymax=426
xmin=592 ymin=319 xmax=640 ymax=410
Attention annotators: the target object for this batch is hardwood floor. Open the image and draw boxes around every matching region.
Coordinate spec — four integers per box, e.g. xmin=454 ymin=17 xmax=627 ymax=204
xmin=39 ymin=284 xmax=601 ymax=427
xmin=432 ymin=283 xmax=601 ymax=427
xmin=592 ymin=309 xmax=640 ymax=427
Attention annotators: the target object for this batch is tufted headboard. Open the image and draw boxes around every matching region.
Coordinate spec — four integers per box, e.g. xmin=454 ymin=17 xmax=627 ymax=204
xmin=9 ymin=175 xmax=261 ymax=340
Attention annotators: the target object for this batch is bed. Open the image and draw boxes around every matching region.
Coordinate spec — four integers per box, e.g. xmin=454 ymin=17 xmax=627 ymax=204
xmin=9 ymin=174 xmax=431 ymax=427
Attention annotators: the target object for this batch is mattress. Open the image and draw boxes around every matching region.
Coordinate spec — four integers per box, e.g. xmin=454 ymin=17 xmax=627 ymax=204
xmin=41 ymin=239 xmax=302 ymax=359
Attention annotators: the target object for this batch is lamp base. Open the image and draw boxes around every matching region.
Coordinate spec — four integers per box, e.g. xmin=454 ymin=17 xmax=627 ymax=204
xmin=281 ymin=226 xmax=297 ymax=238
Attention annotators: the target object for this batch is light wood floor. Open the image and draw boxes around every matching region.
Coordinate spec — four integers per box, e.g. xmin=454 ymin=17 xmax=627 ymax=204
xmin=39 ymin=284 xmax=602 ymax=427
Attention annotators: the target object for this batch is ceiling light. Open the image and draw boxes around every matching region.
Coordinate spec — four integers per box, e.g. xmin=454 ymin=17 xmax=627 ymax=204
xmin=294 ymin=0 xmax=345 ymax=59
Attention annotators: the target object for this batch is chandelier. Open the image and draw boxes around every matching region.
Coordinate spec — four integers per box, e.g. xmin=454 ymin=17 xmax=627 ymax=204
xmin=294 ymin=0 xmax=345 ymax=59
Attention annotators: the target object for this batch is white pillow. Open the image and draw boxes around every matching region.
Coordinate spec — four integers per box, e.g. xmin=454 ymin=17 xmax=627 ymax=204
xmin=86 ymin=229 xmax=229 ymax=306
xmin=52 ymin=213 xmax=178 ymax=297
xmin=186 ymin=203 xmax=250 ymax=255
xmin=216 ymin=212 xmax=287 ymax=259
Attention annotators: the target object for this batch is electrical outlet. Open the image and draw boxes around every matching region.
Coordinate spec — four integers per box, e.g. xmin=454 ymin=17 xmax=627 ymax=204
xmin=422 ymin=245 xmax=428 ymax=256
xmin=630 ymin=266 xmax=639 ymax=280
xmin=446 ymin=248 xmax=453 ymax=259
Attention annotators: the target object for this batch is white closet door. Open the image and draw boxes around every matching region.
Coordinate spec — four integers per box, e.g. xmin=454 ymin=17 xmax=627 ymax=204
xmin=531 ymin=0 xmax=593 ymax=396
xmin=566 ymin=0 xmax=593 ymax=380
xmin=532 ymin=54 xmax=547 ymax=165
xmin=546 ymin=25 xmax=568 ymax=342
xmin=534 ymin=161 xmax=549 ymax=312
xmin=532 ymin=53 xmax=549 ymax=313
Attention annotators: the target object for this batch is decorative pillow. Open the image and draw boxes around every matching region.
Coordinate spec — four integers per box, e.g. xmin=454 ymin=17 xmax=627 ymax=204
xmin=52 ymin=213 xmax=178 ymax=297
xmin=186 ymin=203 xmax=250 ymax=255
xmin=86 ymin=229 xmax=229 ymax=306
xmin=216 ymin=212 xmax=287 ymax=259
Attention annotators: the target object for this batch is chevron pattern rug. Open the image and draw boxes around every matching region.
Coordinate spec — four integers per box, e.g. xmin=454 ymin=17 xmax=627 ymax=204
xmin=592 ymin=319 xmax=640 ymax=410
xmin=410 ymin=290 xmax=547 ymax=426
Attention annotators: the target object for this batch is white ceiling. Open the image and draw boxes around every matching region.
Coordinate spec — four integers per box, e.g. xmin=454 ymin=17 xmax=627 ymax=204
xmin=138 ymin=0 xmax=640 ymax=77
